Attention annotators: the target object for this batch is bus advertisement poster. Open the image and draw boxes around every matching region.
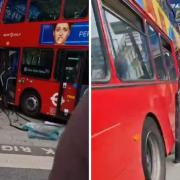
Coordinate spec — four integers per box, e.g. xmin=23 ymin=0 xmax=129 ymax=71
xmin=40 ymin=22 xmax=89 ymax=46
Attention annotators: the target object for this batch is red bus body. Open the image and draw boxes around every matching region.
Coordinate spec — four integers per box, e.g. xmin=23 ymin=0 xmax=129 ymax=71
xmin=92 ymin=0 xmax=180 ymax=179
xmin=0 ymin=0 xmax=88 ymax=118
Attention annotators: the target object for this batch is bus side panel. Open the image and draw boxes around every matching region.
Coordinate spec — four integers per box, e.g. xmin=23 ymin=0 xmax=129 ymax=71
xmin=92 ymin=83 xmax=177 ymax=180
xmin=15 ymin=78 xmax=59 ymax=116
xmin=92 ymin=87 xmax=145 ymax=180
xmin=0 ymin=24 xmax=40 ymax=47
xmin=60 ymin=83 xmax=78 ymax=114
xmin=16 ymin=78 xmax=78 ymax=116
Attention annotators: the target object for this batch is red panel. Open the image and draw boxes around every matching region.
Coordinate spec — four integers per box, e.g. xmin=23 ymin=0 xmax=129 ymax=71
xmin=60 ymin=83 xmax=78 ymax=114
xmin=15 ymin=77 xmax=59 ymax=116
xmin=15 ymin=77 xmax=78 ymax=116
xmin=92 ymin=82 xmax=177 ymax=179
xmin=92 ymin=0 xmax=179 ymax=179
xmin=0 ymin=23 xmax=40 ymax=47
xmin=15 ymin=76 xmax=79 ymax=117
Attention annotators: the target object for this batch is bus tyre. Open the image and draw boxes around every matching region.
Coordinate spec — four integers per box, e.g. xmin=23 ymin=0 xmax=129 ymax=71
xmin=21 ymin=91 xmax=41 ymax=117
xmin=142 ymin=117 xmax=166 ymax=180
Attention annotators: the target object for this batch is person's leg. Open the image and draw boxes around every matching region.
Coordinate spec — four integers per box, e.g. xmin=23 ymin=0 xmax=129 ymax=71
xmin=49 ymin=92 xmax=89 ymax=180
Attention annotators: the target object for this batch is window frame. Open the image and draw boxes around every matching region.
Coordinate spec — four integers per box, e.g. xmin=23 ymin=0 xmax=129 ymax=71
xmin=3 ymin=0 xmax=28 ymax=24
xmin=102 ymin=4 xmax=154 ymax=82
xmin=160 ymin=35 xmax=177 ymax=80
xmin=146 ymin=23 xmax=169 ymax=81
xmin=63 ymin=0 xmax=88 ymax=20
xmin=1 ymin=0 xmax=88 ymax=24
xmin=28 ymin=0 xmax=62 ymax=22
xmin=91 ymin=0 xmax=110 ymax=84
xmin=21 ymin=47 xmax=54 ymax=80
xmin=54 ymin=49 xmax=88 ymax=83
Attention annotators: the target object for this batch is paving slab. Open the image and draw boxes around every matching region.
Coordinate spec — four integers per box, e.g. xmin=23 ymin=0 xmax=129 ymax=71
xmin=166 ymin=154 xmax=180 ymax=180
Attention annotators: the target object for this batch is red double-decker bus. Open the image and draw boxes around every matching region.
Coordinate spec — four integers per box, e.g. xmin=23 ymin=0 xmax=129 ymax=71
xmin=0 ymin=0 xmax=89 ymax=119
xmin=92 ymin=0 xmax=180 ymax=179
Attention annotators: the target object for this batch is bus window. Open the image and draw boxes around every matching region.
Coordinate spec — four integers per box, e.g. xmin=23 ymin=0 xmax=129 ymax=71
xmin=0 ymin=0 xmax=4 ymax=13
xmin=176 ymin=51 xmax=180 ymax=70
xmin=103 ymin=0 xmax=144 ymax=32
xmin=64 ymin=0 xmax=88 ymax=19
xmin=104 ymin=9 xmax=153 ymax=81
xmin=91 ymin=8 xmax=108 ymax=82
xmin=3 ymin=0 xmax=27 ymax=23
xmin=147 ymin=25 xmax=167 ymax=80
xmin=28 ymin=0 xmax=62 ymax=21
xmin=161 ymin=37 xmax=177 ymax=80
xmin=54 ymin=51 xmax=85 ymax=83
xmin=21 ymin=48 xmax=53 ymax=79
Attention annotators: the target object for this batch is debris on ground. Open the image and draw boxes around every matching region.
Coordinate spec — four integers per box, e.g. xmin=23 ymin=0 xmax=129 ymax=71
xmin=1 ymin=109 xmax=31 ymax=130
xmin=44 ymin=121 xmax=64 ymax=127
xmin=23 ymin=122 xmax=65 ymax=141
xmin=0 ymin=101 xmax=65 ymax=141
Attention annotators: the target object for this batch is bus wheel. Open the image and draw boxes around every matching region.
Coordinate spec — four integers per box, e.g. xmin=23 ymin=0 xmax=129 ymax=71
xmin=21 ymin=91 xmax=41 ymax=117
xmin=142 ymin=117 xmax=166 ymax=180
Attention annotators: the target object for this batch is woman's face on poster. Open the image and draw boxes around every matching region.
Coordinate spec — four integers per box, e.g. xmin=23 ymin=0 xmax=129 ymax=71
xmin=54 ymin=23 xmax=70 ymax=45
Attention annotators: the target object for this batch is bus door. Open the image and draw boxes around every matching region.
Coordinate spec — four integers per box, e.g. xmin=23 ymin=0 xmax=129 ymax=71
xmin=0 ymin=48 xmax=19 ymax=103
xmin=55 ymin=50 xmax=88 ymax=116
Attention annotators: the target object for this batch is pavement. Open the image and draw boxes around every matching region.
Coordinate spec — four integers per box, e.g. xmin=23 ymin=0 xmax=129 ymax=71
xmin=166 ymin=154 xmax=180 ymax=180
xmin=0 ymin=168 xmax=50 ymax=180
xmin=0 ymin=109 xmax=60 ymax=180
xmin=0 ymin=109 xmax=59 ymax=147
xmin=1 ymin=108 xmax=180 ymax=180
